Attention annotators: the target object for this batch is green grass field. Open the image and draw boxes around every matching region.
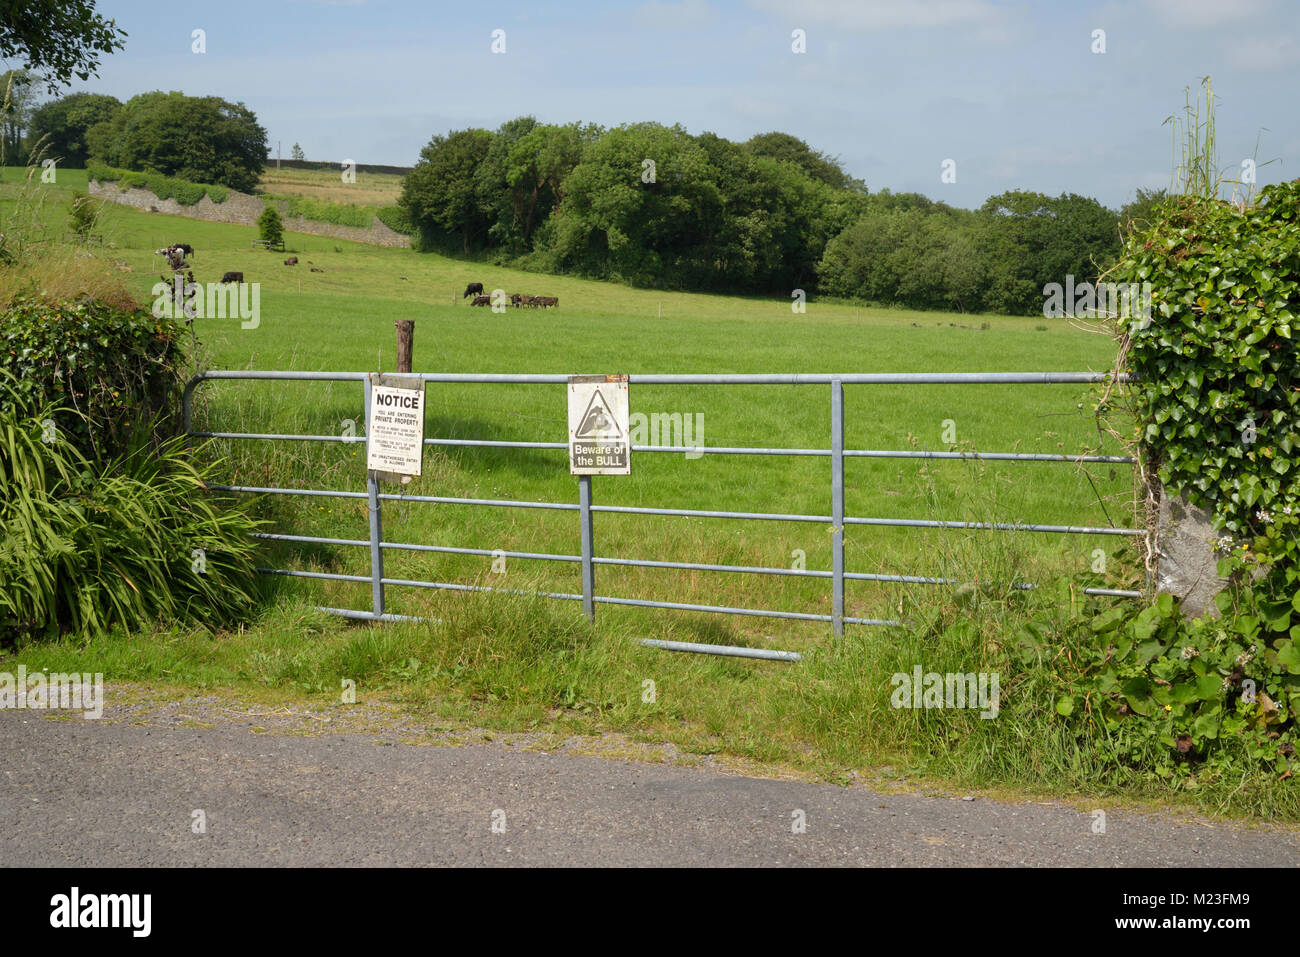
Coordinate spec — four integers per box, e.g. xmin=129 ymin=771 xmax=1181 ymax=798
xmin=1 ymin=162 xmax=1141 ymax=653
xmin=11 ymin=167 xmax=1231 ymax=817
xmin=35 ymin=168 xmax=1134 ymax=637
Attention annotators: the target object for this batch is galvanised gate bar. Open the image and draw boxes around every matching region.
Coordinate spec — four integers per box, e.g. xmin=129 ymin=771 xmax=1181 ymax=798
xmin=183 ymin=370 xmax=1144 ymax=661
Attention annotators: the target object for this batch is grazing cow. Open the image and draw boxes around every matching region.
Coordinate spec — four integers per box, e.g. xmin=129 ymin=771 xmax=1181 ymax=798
xmin=470 ymin=294 xmax=491 ymax=307
xmin=284 ymin=256 xmax=298 ymax=266
xmin=463 ymin=282 xmax=484 ymax=299
xmin=220 ymin=271 xmax=243 ymax=284
xmin=535 ymin=296 xmax=559 ymax=308
xmin=310 ymin=267 xmax=324 ymax=273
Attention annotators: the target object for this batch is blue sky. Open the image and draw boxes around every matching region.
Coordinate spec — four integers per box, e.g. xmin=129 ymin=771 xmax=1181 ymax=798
xmin=30 ymin=0 xmax=1300 ymax=209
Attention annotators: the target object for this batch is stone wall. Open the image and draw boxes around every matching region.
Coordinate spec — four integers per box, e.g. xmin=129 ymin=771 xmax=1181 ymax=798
xmin=1155 ymin=489 xmax=1268 ymax=617
xmin=88 ymin=179 xmax=411 ymax=248
xmin=1155 ymin=492 xmax=1228 ymax=617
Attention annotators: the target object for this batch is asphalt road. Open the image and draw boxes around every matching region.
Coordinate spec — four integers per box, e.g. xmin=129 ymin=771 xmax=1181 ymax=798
xmin=2 ymin=706 xmax=1297 ymax=867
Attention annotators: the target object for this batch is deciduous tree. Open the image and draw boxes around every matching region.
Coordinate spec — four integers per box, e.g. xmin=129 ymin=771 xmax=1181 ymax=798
xmin=0 ymin=0 xmax=125 ymax=86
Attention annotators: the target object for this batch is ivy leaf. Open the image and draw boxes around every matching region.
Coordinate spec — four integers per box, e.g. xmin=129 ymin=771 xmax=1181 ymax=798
xmin=1195 ymin=674 xmax=1223 ymax=701
xmin=1278 ymin=641 xmax=1300 ymax=674
xmin=1137 ymin=638 xmax=1165 ymax=661
xmin=1262 ymin=600 xmax=1293 ymax=632
xmin=1122 ymin=676 xmax=1154 ymax=715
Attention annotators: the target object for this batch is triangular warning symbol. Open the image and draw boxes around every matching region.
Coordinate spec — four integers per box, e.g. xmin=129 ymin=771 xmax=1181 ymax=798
xmin=575 ymin=389 xmax=621 ymax=438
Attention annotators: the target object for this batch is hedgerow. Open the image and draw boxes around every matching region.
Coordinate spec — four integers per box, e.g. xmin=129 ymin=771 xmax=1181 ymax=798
xmin=87 ymin=164 xmax=229 ymax=205
xmin=376 ymin=204 xmax=414 ymax=235
xmin=1056 ymin=180 xmax=1300 ymax=785
xmin=0 ymin=297 xmax=185 ymax=461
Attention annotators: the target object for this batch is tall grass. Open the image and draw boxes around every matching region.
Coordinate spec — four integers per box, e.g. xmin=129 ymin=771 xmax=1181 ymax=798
xmin=0 ymin=154 xmax=135 ymax=309
xmin=0 ymin=378 xmax=266 ymax=642
xmin=1164 ymin=75 xmax=1276 ymax=206
xmin=1166 ymin=76 xmax=1221 ymax=201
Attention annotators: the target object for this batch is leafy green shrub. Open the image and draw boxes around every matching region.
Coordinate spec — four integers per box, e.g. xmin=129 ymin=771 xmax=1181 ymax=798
xmin=1055 ymin=592 xmax=1299 ymax=782
xmin=169 ymin=179 xmax=205 ymax=205
xmin=376 ymin=205 xmax=414 ymax=235
xmin=87 ymin=163 xmax=229 ymax=205
xmin=0 ymin=381 xmax=264 ymax=641
xmin=66 ymin=190 xmax=100 ymax=240
xmin=0 ymin=297 xmax=184 ymax=461
xmin=257 ymin=205 xmax=284 ymax=247
xmin=1110 ymin=181 xmax=1300 ymax=551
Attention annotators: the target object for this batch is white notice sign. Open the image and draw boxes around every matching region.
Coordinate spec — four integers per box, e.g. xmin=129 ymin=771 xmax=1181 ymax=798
xmin=568 ymin=375 xmax=630 ymax=475
xmin=367 ymin=381 xmax=425 ymax=476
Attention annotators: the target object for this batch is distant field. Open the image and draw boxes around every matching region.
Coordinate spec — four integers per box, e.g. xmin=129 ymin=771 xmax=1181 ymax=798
xmin=1 ymin=166 xmax=90 ymax=189
xmin=2 ymin=167 xmax=1136 ymax=644
xmin=257 ymin=165 xmax=404 ymax=207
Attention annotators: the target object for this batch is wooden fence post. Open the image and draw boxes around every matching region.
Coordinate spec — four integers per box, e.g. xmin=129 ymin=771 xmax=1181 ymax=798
xmin=395 ymin=320 xmax=414 ymax=373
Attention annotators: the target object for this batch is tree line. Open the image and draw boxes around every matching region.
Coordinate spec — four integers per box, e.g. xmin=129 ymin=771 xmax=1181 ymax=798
xmin=9 ymin=74 xmax=1168 ymax=316
xmin=400 ymin=117 xmax=1165 ymax=315
xmin=8 ymin=76 xmax=267 ymax=193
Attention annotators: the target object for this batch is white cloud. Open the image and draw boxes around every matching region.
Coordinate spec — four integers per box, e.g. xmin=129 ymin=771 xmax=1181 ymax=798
xmin=746 ymin=0 xmax=1001 ymax=31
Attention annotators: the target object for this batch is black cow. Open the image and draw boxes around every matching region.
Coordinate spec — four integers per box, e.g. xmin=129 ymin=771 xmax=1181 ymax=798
xmin=220 ymin=271 xmax=243 ymax=284
xmin=463 ymin=282 xmax=484 ymax=299
xmin=174 ymin=243 xmax=193 ymax=257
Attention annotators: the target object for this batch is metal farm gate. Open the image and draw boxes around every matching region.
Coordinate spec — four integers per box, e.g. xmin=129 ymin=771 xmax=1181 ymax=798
xmin=183 ymin=370 xmax=1143 ymax=661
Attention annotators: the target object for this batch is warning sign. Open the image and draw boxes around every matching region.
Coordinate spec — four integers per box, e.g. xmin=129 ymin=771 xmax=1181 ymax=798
xmin=568 ymin=375 xmax=629 ymax=475
xmin=366 ymin=375 xmax=425 ymax=477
